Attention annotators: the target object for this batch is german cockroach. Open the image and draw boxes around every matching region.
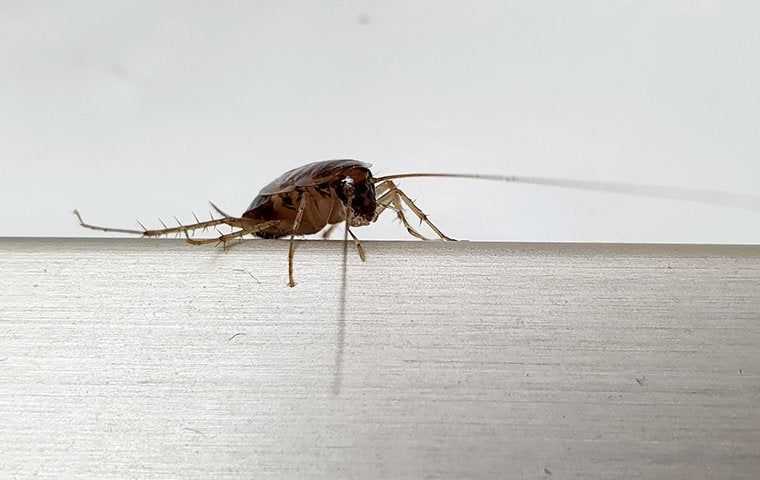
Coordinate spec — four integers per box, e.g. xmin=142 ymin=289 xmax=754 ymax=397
xmin=75 ymin=159 xmax=760 ymax=287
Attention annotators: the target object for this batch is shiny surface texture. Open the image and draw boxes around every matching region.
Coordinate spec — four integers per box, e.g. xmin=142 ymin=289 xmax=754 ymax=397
xmin=1 ymin=239 xmax=759 ymax=479
xmin=255 ymin=159 xmax=372 ymax=195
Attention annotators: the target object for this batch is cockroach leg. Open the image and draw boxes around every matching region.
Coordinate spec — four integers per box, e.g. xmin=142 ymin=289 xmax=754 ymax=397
xmin=391 ymin=194 xmax=430 ymax=241
xmin=183 ymin=220 xmax=279 ymax=247
xmin=347 ymin=228 xmax=366 ymax=262
xmin=73 ymin=209 xmax=145 ymax=235
xmin=333 ymin=179 xmax=357 ymax=394
xmin=287 ymin=193 xmax=308 ymax=287
xmin=372 ymin=183 xmax=430 ymax=240
xmin=320 ymin=191 xmax=340 ymax=239
xmin=183 ymin=228 xmax=244 ymax=247
xmin=372 ymin=189 xmax=394 ymax=221
xmin=74 ymin=209 xmax=234 ymax=238
xmin=390 ymin=182 xmax=456 ymax=241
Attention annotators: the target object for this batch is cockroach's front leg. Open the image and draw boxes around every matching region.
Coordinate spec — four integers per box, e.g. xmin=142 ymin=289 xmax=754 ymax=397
xmin=373 ymin=182 xmax=431 ymax=241
xmin=381 ymin=181 xmax=455 ymax=241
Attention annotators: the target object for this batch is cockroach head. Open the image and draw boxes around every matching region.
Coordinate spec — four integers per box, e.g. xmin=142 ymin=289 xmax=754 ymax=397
xmin=337 ymin=172 xmax=376 ymax=227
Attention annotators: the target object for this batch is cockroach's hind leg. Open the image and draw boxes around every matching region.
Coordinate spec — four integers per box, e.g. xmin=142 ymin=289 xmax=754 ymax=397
xmin=184 ymin=219 xmax=280 ymax=247
xmin=74 ymin=209 xmax=147 ymax=236
xmin=347 ymin=228 xmax=367 ymax=262
xmin=184 ymin=228 xmax=243 ymax=246
xmin=75 ymin=208 xmax=251 ymax=238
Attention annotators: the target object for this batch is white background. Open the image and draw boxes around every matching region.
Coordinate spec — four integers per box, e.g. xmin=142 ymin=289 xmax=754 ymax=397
xmin=2 ymin=1 xmax=758 ymax=243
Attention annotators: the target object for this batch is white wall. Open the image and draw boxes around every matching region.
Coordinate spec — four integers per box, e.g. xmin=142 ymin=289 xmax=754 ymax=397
xmin=2 ymin=1 xmax=758 ymax=243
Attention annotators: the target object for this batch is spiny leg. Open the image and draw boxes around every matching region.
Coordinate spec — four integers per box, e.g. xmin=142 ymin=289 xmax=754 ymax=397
xmin=390 ymin=193 xmax=430 ymax=241
xmin=373 ymin=183 xmax=430 ymax=240
xmin=185 ymin=228 xmax=249 ymax=250
xmin=184 ymin=220 xmax=279 ymax=249
xmin=390 ymin=182 xmax=456 ymax=241
xmin=288 ymin=193 xmax=308 ymax=288
xmin=372 ymin=189 xmax=394 ymax=221
xmin=74 ymin=208 xmax=239 ymax=238
xmin=371 ymin=181 xmax=399 ymax=221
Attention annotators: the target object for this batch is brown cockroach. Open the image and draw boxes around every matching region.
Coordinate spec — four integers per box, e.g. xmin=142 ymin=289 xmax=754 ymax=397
xmin=75 ymin=158 xmax=760 ymax=287
xmin=76 ymin=159 xmax=457 ymax=287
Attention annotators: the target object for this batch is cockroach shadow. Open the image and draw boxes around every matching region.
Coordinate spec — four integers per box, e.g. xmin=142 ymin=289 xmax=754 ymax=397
xmin=333 ymin=227 xmax=351 ymax=395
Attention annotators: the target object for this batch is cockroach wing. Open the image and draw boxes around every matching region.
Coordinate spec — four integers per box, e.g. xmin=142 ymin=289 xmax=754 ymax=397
xmin=257 ymin=159 xmax=372 ymax=196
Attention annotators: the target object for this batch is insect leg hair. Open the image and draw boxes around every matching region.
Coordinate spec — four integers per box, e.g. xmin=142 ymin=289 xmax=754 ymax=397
xmin=373 ymin=181 xmax=448 ymax=240
xmin=392 ymin=186 xmax=456 ymax=241
xmin=373 ymin=187 xmax=429 ymax=240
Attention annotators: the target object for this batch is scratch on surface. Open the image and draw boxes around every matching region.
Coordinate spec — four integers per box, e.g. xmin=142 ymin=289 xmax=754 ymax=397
xmin=227 ymin=332 xmax=246 ymax=342
xmin=183 ymin=427 xmax=207 ymax=437
xmin=233 ymin=268 xmax=261 ymax=284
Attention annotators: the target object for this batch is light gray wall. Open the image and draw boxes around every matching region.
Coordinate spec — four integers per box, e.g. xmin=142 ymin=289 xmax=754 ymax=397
xmin=2 ymin=1 xmax=759 ymax=243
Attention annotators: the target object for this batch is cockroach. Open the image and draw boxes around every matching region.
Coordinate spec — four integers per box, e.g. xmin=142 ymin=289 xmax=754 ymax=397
xmin=75 ymin=158 xmax=760 ymax=287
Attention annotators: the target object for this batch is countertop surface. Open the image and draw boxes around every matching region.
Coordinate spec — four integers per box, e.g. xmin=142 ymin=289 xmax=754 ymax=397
xmin=1 ymin=239 xmax=759 ymax=479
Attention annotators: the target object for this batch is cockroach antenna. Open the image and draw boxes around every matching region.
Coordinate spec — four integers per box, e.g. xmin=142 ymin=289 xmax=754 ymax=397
xmin=373 ymin=172 xmax=760 ymax=212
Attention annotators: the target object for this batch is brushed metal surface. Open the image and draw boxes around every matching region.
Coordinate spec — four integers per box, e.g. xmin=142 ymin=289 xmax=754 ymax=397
xmin=1 ymin=238 xmax=759 ymax=479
